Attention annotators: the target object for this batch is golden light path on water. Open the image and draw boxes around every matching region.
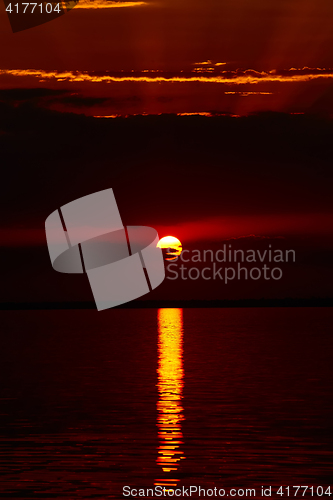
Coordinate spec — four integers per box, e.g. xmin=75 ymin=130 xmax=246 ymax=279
xmin=155 ymin=309 xmax=185 ymax=488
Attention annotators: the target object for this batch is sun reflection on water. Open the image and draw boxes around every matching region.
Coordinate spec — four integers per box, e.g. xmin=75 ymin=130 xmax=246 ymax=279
xmin=155 ymin=308 xmax=185 ymax=488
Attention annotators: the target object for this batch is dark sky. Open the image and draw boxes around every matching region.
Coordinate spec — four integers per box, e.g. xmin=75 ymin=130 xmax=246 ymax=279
xmin=1 ymin=108 xmax=333 ymax=303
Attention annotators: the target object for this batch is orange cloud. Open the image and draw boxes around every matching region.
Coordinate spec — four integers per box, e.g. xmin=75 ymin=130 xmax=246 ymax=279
xmin=224 ymin=91 xmax=273 ymax=96
xmin=72 ymin=0 xmax=147 ymax=8
xmin=1 ymin=67 xmax=333 ymax=86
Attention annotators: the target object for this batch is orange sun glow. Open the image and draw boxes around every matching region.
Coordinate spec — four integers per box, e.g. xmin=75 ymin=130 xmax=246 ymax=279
xmin=157 ymin=236 xmax=183 ymax=261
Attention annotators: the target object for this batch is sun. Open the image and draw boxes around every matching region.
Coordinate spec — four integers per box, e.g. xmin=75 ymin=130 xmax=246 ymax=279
xmin=157 ymin=236 xmax=182 ymax=261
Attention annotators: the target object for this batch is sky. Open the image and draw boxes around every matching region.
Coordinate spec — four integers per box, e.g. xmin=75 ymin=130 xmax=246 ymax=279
xmin=2 ymin=0 xmax=333 ymax=116
xmin=1 ymin=0 xmax=333 ymax=303
xmin=1 ymin=111 xmax=333 ymax=302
